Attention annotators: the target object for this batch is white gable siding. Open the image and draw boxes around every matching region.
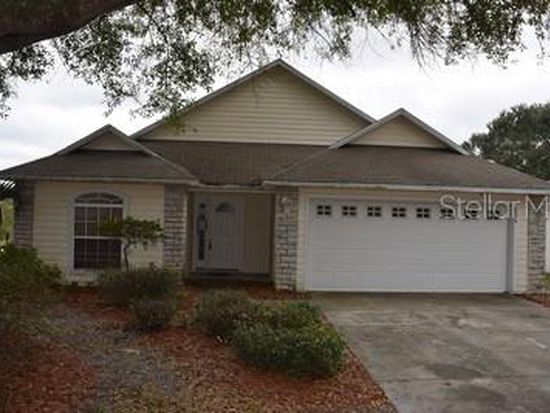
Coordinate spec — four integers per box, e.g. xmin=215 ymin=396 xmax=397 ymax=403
xmin=81 ymin=132 xmax=139 ymax=151
xmin=33 ymin=181 xmax=164 ymax=283
xmin=141 ymin=66 xmax=368 ymax=145
xmin=352 ymin=117 xmax=447 ymax=149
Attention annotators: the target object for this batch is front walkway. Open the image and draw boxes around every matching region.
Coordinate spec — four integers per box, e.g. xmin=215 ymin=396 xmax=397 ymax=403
xmin=314 ymin=293 xmax=550 ymax=413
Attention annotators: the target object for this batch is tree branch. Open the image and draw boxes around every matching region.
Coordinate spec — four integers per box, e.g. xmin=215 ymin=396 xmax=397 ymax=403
xmin=0 ymin=0 xmax=138 ymax=54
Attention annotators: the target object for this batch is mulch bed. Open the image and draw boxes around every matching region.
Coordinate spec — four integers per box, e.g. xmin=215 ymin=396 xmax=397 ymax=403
xmin=144 ymin=328 xmax=391 ymax=412
xmin=1 ymin=285 xmax=395 ymax=413
xmin=521 ymin=293 xmax=550 ymax=308
xmin=0 ymin=330 xmax=96 ymax=413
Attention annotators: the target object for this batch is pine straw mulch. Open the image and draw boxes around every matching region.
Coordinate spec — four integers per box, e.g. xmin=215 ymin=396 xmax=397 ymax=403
xmin=1 ymin=284 xmax=395 ymax=413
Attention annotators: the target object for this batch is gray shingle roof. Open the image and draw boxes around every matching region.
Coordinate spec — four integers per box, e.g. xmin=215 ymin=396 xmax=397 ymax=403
xmin=0 ymin=150 xmax=196 ymax=183
xmin=1 ymin=140 xmax=549 ymax=192
xmin=268 ymin=145 xmax=550 ymax=190
xmin=141 ymin=140 xmax=322 ymax=186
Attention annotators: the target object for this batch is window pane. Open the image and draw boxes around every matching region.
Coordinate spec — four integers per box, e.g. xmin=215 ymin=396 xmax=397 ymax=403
xmin=74 ymin=222 xmax=86 ymax=236
xmin=74 ymin=238 xmax=120 ymax=269
xmin=75 ymin=192 xmax=123 ymax=205
xmin=111 ymin=208 xmax=123 ymax=221
xmin=86 ymin=207 xmax=98 ymax=222
xmin=75 ymin=207 xmax=86 ymax=221
xmin=99 ymin=207 xmax=111 ymax=223
xmin=86 ymin=222 xmax=98 ymax=236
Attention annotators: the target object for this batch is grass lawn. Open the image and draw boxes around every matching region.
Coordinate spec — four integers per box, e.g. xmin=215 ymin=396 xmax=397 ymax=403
xmin=0 ymin=284 xmax=395 ymax=413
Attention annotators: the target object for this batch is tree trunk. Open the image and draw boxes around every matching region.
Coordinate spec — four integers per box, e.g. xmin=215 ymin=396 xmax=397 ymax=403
xmin=0 ymin=0 xmax=138 ymax=54
xmin=123 ymin=243 xmax=131 ymax=271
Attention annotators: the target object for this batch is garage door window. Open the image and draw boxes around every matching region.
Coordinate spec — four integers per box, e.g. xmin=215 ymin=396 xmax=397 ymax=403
xmin=440 ymin=208 xmax=455 ymax=219
xmin=391 ymin=207 xmax=407 ymax=218
xmin=316 ymin=204 xmax=332 ymax=217
xmin=367 ymin=206 xmax=382 ymax=217
xmin=464 ymin=209 xmax=479 ymax=220
xmin=342 ymin=205 xmax=358 ymax=217
xmin=416 ymin=207 xmax=431 ymax=219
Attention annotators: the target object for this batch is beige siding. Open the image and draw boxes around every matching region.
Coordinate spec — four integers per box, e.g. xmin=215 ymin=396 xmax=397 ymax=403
xmin=242 ymin=193 xmax=272 ymax=273
xmin=141 ymin=66 xmax=368 ymax=145
xmin=352 ymin=117 xmax=447 ymax=149
xmin=82 ymin=132 xmax=138 ymax=151
xmin=296 ymin=187 xmax=528 ymax=292
xmin=33 ymin=181 xmax=164 ymax=283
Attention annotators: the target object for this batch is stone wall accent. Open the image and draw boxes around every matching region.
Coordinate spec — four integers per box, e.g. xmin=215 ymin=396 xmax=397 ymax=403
xmin=13 ymin=180 xmax=34 ymax=247
xmin=527 ymin=195 xmax=547 ymax=290
xmin=272 ymin=188 xmax=299 ymax=290
xmin=163 ymin=185 xmax=188 ymax=272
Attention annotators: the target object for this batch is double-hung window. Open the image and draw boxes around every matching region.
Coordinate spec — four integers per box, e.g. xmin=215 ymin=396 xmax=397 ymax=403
xmin=73 ymin=192 xmax=123 ymax=269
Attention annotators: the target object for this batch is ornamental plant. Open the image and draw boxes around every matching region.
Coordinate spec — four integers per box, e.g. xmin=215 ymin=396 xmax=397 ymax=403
xmin=101 ymin=216 xmax=163 ymax=271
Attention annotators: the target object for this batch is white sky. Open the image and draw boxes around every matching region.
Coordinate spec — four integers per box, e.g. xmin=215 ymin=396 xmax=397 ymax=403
xmin=1 ymin=36 xmax=550 ymax=170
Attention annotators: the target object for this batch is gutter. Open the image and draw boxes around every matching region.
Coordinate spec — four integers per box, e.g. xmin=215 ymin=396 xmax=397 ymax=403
xmin=262 ymin=180 xmax=550 ymax=195
xmin=0 ymin=175 xmax=200 ymax=185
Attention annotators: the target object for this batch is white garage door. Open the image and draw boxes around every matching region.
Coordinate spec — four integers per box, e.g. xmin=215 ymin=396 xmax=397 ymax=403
xmin=305 ymin=199 xmax=509 ymax=292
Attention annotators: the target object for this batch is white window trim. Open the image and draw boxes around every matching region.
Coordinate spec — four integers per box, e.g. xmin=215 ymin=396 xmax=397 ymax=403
xmin=70 ymin=190 xmax=127 ymax=272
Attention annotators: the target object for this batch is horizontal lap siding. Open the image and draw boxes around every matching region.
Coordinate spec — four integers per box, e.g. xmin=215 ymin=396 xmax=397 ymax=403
xmin=353 ymin=117 xmax=447 ymax=149
xmin=142 ymin=66 xmax=367 ymax=145
xmin=34 ymin=181 xmax=164 ymax=281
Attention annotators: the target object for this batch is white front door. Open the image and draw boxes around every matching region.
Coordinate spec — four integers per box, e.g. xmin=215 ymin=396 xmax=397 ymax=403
xmin=194 ymin=196 xmax=243 ymax=271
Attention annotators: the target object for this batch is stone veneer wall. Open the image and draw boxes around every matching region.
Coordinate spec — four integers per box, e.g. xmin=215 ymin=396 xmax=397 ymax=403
xmin=163 ymin=185 xmax=188 ymax=272
xmin=272 ymin=188 xmax=299 ymax=290
xmin=527 ymin=195 xmax=547 ymax=291
xmin=13 ymin=180 xmax=34 ymax=247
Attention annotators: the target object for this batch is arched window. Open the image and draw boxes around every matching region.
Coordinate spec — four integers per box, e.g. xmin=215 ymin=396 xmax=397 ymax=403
xmin=73 ymin=192 xmax=123 ymax=269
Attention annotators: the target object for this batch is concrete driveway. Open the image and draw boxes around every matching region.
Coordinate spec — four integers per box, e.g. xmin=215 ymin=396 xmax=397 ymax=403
xmin=314 ymin=294 xmax=550 ymax=413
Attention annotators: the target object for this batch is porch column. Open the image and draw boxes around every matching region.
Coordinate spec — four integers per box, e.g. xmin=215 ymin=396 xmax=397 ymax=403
xmin=272 ymin=188 xmax=299 ymax=290
xmin=527 ymin=195 xmax=547 ymax=291
xmin=163 ymin=184 xmax=188 ymax=273
xmin=13 ymin=180 xmax=35 ymax=247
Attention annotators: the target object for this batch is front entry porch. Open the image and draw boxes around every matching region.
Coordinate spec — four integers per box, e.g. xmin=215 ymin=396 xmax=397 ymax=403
xmin=190 ymin=191 xmax=274 ymax=279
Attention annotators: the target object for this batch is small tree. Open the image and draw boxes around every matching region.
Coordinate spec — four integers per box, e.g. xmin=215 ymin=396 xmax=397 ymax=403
xmin=101 ymin=217 xmax=163 ymax=271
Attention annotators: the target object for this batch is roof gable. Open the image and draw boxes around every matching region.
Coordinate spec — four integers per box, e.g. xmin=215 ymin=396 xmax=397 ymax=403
xmin=54 ymin=125 xmax=197 ymax=181
xmin=58 ymin=125 xmax=140 ymax=154
xmin=331 ymin=108 xmax=468 ymax=155
xmin=134 ymin=60 xmax=373 ymax=145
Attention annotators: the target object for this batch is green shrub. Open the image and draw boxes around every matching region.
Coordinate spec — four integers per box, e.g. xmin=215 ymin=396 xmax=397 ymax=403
xmin=263 ymin=301 xmax=322 ymax=329
xmin=233 ymin=322 xmax=346 ymax=377
xmin=132 ymin=299 xmax=177 ymax=331
xmin=0 ymin=244 xmax=61 ymax=331
xmin=98 ymin=265 xmax=179 ymax=307
xmin=193 ymin=289 xmax=258 ymax=339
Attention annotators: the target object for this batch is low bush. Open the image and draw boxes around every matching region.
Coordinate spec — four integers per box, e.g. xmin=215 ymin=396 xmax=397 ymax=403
xmin=233 ymin=322 xmax=346 ymax=377
xmin=193 ymin=289 xmax=258 ymax=339
xmin=0 ymin=244 xmax=61 ymax=331
xmin=263 ymin=301 xmax=322 ymax=329
xmin=132 ymin=299 xmax=177 ymax=331
xmin=98 ymin=265 xmax=179 ymax=306
xmin=193 ymin=290 xmax=345 ymax=377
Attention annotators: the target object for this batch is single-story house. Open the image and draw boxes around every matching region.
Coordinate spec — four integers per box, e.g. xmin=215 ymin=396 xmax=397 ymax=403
xmin=2 ymin=59 xmax=549 ymax=292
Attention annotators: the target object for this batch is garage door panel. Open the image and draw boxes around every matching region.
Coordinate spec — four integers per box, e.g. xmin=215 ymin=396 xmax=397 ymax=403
xmin=305 ymin=199 xmax=508 ymax=292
